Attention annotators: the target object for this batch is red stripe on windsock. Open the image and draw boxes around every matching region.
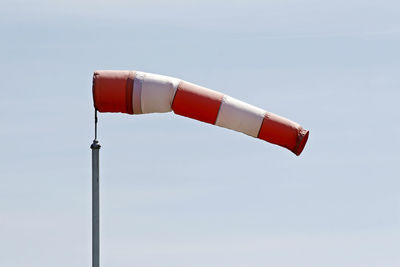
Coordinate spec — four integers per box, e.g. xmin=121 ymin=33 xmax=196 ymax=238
xmin=258 ymin=112 xmax=309 ymax=156
xmin=93 ymin=70 xmax=136 ymax=114
xmin=172 ymin=81 xmax=224 ymax=124
xmin=126 ymin=72 xmax=134 ymax=114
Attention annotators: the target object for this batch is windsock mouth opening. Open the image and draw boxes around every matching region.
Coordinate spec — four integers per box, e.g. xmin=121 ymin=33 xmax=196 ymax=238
xmin=294 ymin=129 xmax=309 ymax=156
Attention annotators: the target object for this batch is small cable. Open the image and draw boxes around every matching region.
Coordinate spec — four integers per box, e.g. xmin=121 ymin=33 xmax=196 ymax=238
xmin=94 ymin=109 xmax=98 ymax=141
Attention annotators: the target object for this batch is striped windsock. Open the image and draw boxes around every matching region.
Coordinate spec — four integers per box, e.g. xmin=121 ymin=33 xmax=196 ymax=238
xmin=92 ymin=70 xmax=309 ymax=155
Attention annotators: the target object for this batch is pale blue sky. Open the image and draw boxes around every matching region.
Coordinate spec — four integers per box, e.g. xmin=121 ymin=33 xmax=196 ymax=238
xmin=1 ymin=1 xmax=399 ymax=267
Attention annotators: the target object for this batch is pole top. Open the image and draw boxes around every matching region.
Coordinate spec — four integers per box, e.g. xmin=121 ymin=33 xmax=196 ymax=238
xmin=91 ymin=139 xmax=101 ymax=149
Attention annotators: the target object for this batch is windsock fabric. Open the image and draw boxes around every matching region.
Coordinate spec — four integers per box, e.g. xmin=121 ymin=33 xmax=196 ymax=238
xmin=93 ymin=70 xmax=309 ymax=155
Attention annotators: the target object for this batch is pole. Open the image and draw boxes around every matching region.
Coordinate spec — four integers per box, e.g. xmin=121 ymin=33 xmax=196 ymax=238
xmin=91 ymin=110 xmax=100 ymax=267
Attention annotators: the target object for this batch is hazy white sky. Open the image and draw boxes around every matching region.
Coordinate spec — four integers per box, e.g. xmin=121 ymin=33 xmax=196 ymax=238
xmin=1 ymin=1 xmax=399 ymax=267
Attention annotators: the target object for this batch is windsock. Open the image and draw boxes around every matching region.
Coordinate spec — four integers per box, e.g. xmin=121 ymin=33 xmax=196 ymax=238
xmin=92 ymin=70 xmax=309 ymax=155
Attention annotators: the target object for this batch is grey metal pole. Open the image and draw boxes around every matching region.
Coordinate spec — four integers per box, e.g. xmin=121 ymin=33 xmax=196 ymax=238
xmin=91 ymin=140 xmax=100 ymax=267
xmin=91 ymin=110 xmax=100 ymax=267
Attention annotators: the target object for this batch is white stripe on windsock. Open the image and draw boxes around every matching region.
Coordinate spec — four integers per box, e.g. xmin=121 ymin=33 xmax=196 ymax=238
xmin=133 ymin=72 xmax=143 ymax=114
xmin=135 ymin=71 xmax=180 ymax=114
xmin=215 ymin=95 xmax=266 ymax=137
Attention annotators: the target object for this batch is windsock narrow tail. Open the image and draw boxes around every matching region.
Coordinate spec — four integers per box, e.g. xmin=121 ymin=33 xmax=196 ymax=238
xmin=93 ymin=70 xmax=309 ymax=156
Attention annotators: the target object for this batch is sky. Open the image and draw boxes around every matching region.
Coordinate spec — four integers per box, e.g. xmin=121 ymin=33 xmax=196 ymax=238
xmin=0 ymin=0 xmax=399 ymax=266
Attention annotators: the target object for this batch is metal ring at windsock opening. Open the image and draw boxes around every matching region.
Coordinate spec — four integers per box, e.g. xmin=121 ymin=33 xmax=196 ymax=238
xmin=92 ymin=70 xmax=309 ymax=156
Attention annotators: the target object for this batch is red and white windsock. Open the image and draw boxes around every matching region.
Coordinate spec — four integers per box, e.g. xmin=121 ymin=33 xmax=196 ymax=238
xmin=92 ymin=70 xmax=309 ymax=155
